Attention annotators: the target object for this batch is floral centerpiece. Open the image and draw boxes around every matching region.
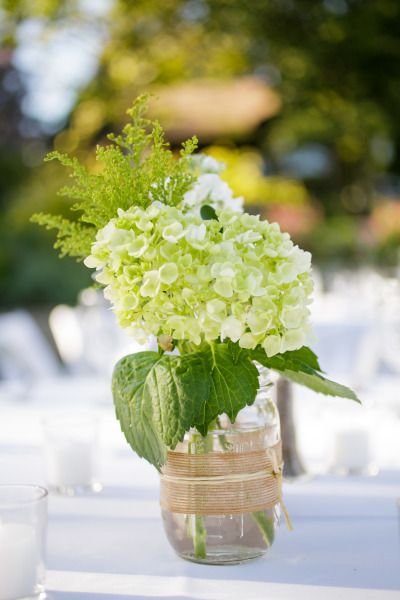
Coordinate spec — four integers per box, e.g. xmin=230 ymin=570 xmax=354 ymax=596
xmin=33 ymin=96 xmax=358 ymax=564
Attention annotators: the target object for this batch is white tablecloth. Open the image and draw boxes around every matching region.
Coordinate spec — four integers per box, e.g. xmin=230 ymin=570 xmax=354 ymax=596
xmin=0 ymin=389 xmax=399 ymax=600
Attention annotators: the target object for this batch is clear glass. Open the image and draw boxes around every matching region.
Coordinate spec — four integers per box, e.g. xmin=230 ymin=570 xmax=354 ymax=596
xmin=0 ymin=485 xmax=48 ymax=600
xmin=42 ymin=415 xmax=101 ymax=496
xmin=161 ymin=374 xmax=281 ymax=564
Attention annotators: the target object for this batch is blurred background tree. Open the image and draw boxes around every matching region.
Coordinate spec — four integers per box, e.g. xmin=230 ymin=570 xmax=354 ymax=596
xmin=1 ymin=0 xmax=400 ymax=308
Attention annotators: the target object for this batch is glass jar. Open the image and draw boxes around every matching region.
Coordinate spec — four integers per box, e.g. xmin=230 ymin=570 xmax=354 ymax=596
xmin=160 ymin=372 xmax=281 ymax=564
xmin=0 ymin=485 xmax=48 ymax=600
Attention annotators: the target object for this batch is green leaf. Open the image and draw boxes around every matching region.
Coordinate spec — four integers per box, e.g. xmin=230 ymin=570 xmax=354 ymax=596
xmin=145 ymin=352 xmax=210 ymax=448
xmin=284 ymin=346 xmax=322 ymax=372
xmin=112 ymin=350 xmax=210 ymax=468
xmin=273 ymin=368 xmax=360 ymax=401
xmin=227 ymin=339 xmax=244 ymax=364
xmin=252 ymin=346 xmax=321 ymax=373
xmin=112 ymin=351 xmax=166 ymax=470
xmin=252 ymin=345 xmax=360 ymax=402
xmin=200 ymin=204 xmax=218 ymax=221
xmin=194 ymin=342 xmax=259 ymax=434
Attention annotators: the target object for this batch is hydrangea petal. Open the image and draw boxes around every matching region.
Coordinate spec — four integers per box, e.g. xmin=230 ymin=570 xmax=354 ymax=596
xmin=262 ymin=335 xmax=282 ymax=357
xmin=239 ymin=332 xmax=258 ymax=349
xmin=220 ymin=316 xmax=244 ymax=343
xmin=159 ymin=263 xmax=179 ymax=284
xmin=140 ymin=271 xmax=160 ymax=297
xmin=213 ymin=277 xmax=234 ymax=298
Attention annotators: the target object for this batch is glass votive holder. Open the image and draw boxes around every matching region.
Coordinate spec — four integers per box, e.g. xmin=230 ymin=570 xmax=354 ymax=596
xmin=0 ymin=484 xmax=48 ymax=600
xmin=332 ymin=429 xmax=377 ymax=476
xmin=42 ymin=414 xmax=102 ymax=496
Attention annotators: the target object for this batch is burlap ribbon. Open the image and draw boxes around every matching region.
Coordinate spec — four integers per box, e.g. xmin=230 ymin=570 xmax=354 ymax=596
xmin=160 ymin=440 xmax=292 ymax=528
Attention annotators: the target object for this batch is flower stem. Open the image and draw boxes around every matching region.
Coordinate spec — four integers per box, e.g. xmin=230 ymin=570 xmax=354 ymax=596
xmin=188 ymin=431 xmax=208 ymax=559
xmin=191 ymin=514 xmax=207 ymax=559
xmin=214 ymin=424 xmax=275 ymax=549
xmin=250 ymin=511 xmax=275 ymax=547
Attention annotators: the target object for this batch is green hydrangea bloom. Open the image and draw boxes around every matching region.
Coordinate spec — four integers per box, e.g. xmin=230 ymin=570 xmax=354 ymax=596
xmin=84 ymin=203 xmax=313 ymax=356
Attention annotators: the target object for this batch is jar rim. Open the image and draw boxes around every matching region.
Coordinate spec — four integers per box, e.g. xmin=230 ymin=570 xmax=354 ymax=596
xmin=0 ymin=484 xmax=48 ymax=508
xmin=186 ymin=422 xmax=274 ymax=438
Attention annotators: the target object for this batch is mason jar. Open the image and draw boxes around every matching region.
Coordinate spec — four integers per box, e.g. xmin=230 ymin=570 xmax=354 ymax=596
xmin=160 ymin=370 xmax=282 ymax=564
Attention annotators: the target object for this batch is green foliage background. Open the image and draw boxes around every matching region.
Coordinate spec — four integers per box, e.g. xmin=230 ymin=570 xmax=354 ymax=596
xmin=1 ymin=0 xmax=400 ymax=308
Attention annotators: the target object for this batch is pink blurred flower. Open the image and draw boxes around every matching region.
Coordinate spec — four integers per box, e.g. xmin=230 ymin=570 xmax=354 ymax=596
xmin=265 ymin=203 xmax=321 ymax=238
xmin=368 ymin=199 xmax=400 ymax=243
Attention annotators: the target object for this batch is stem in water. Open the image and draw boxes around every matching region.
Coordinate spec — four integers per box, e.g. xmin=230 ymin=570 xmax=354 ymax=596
xmin=188 ymin=432 xmax=209 ymax=559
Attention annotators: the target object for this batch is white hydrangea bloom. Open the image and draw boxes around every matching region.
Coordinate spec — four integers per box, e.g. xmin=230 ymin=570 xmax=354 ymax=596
xmin=183 ymin=173 xmax=244 ymax=214
xmin=85 ymin=202 xmax=313 ymax=356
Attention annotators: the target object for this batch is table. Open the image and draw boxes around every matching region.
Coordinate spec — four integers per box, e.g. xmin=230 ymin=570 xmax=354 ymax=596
xmin=0 ymin=391 xmax=399 ymax=600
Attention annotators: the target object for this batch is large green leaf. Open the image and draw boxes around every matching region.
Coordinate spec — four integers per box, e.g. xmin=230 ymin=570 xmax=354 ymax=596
xmin=112 ymin=350 xmax=210 ymax=469
xmin=252 ymin=346 xmax=360 ymax=402
xmin=112 ymin=352 xmax=166 ymax=470
xmin=193 ymin=342 xmax=259 ymax=434
xmin=145 ymin=352 xmax=210 ymax=448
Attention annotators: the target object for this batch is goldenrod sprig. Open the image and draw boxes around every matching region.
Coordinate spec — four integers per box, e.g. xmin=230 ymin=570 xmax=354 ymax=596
xmin=31 ymin=95 xmax=198 ymax=261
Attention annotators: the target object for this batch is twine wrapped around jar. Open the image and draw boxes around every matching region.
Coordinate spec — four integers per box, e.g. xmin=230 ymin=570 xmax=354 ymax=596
xmin=160 ymin=441 xmax=286 ymax=517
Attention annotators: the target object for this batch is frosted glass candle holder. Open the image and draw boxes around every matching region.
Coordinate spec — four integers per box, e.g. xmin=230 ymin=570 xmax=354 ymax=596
xmin=43 ymin=415 xmax=101 ymax=496
xmin=333 ymin=429 xmax=375 ymax=475
xmin=0 ymin=485 xmax=48 ymax=600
